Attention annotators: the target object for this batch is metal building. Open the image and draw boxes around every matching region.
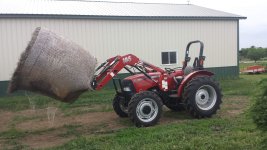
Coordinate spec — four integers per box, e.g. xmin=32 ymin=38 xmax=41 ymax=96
xmin=0 ymin=0 xmax=246 ymax=95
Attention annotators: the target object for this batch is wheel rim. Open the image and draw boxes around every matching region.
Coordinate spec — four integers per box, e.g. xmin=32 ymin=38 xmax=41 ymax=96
xmin=136 ymin=98 xmax=158 ymax=123
xmin=195 ymin=85 xmax=217 ymax=110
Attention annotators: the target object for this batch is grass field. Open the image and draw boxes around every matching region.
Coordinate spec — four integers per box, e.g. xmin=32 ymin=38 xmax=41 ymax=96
xmin=0 ymin=73 xmax=266 ymax=149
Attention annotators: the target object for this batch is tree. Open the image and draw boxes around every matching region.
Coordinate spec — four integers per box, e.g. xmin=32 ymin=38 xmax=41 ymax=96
xmin=240 ymin=46 xmax=267 ymax=61
xmin=240 ymin=48 xmax=248 ymax=57
xmin=264 ymin=48 xmax=267 ymax=57
xmin=247 ymin=48 xmax=265 ymax=62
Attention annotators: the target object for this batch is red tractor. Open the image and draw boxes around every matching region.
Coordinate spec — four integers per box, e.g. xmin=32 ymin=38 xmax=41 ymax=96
xmin=91 ymin=41 xmax=222 ymax=127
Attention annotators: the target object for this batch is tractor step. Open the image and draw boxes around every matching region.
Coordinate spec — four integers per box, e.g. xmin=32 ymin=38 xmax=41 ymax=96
xmin=169 ymin=94 xmax=178 ymax=98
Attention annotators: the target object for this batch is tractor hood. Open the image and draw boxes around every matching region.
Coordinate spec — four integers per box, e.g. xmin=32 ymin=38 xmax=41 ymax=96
xmin=124 ymin=72 xmax=160 ymax=81
xmin=124 ymin=72 xmax=160 ymax=92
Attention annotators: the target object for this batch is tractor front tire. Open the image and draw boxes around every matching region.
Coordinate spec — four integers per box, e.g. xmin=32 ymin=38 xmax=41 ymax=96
xmin=113 ymin=95 xmax=128 ymax=118
xmin=183 ymin=76 xmax=222 ymax=118
xmin=128 ymin=91 xmax=163 ymax=127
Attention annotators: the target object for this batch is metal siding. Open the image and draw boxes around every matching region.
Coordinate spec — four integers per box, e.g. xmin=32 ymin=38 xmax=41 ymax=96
xmin=0 ymin=18 xmax=237 ymax=81
xmin=0 ymin=66 xmax=238 ymax=96
xmin=0 ymin=1 xmax=246 ymax=19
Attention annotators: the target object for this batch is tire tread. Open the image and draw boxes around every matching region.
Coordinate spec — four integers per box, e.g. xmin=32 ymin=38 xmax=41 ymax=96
xmin=128 ymin=91 xmax=163 ymax=127
xmin=183 ymin=76 xmax=222 ymax=118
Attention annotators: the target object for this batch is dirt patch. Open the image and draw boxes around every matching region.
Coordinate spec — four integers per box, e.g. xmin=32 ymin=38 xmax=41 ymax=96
xmin=20 ymin=129 xmax=73 ymax=149
xmin=223 ymin=96 xmax=249 ymax=107
xmin=219 ymin=96 xmax=249 ymax=118
xmin=16 ymin=107 xmax=186 ymax=133
xmin=15 ymin=108 xmax=189 ymax=149
xmin=16 ymin=110 xmax=124 ymax=132
xmin=19 ymin=119 xmax=126 ymax=149
xmin=0 ymin=106 xmax=128 ymax=149
xmin=63 ymin=104 xmax=112 ymax=116
xmin=19 ymin=109 xmax=48 ymax=117
xmin=227 ymin=109 xmax=244 ymax=116
xmin=0 ymin=139 xmax=5 ymax=149
xmin=0 ymin=109 xmax=54 ymax=132
xmin=16 ymin=111 xmax=127 ymax=149
xmin=0 ymin=111 xmax=14 ymax=132
xmin=160 ymin=107 xmax=190 ymax=124
xmin=160 ymin=117 xmax=185 ymax=125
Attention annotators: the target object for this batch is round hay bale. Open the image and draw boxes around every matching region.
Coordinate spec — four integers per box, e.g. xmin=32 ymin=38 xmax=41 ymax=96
xmin=8 ymin=27 xmax=97 ymax=103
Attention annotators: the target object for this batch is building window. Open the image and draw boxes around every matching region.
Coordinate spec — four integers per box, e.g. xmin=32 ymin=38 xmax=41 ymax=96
xmin=161 ymin=51 xmax=177 ymax=64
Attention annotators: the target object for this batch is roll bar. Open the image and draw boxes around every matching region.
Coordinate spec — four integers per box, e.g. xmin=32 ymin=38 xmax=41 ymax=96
xmin=183 ymin=40 xmax=205 ymax=70
xmin=185 ymin=40 xmax=204 ymax=58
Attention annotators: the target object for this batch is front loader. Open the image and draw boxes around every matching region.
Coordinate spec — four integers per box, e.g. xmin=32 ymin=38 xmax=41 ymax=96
xmin=91 ymin=41 xmax=222 ymax=127
xmin=8 ymin=28 xmax=221 ymax=127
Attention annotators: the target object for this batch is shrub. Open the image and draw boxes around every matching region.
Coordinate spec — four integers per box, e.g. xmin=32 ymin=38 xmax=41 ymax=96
xmin=251 ymin=78 xmax=267 ymax=130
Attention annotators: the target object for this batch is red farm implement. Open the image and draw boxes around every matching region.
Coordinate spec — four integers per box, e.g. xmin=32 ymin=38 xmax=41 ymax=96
xmin=241 ymin=65 xmax=266 ymax=74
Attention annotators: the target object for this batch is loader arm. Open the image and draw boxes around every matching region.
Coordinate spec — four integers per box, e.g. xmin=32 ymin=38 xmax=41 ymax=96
xmin=91 ymin=54 xmax=165 ymax=90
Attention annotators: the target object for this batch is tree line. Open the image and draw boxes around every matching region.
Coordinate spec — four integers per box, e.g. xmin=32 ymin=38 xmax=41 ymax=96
xmin=239 ymin=46 xmax=267 ymax=62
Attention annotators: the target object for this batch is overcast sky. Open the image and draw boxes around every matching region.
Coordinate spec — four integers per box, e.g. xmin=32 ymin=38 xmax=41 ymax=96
xmin=103 ymin=0 xmax=266 ymax=49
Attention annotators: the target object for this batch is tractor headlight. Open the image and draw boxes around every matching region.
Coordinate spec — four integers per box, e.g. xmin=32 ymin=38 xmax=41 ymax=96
xmin=123 ymin=87 xmax=131 ymax=92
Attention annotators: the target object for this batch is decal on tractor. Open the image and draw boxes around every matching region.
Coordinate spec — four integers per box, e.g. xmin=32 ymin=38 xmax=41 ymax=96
xmin=123 ymin=56 xmax=132 ymax=64
xmin=162 ymin=80 xmax=168 ymax=91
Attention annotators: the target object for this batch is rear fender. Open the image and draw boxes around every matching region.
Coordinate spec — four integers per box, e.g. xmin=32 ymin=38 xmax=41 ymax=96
xmin=177 ymin=70 xmax=214 ymax=97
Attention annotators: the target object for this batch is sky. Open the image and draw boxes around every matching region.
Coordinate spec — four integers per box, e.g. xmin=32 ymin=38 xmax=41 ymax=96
xmin=100 ymin=0 xmax=267 ymax=49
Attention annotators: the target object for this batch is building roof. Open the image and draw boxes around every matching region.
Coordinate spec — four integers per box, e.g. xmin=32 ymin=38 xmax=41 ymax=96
xmin=0 ymin=0 xmax=246 ymax=20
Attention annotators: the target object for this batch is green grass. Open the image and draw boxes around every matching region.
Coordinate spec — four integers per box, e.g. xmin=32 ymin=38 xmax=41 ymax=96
xmin=221 ymin=74 xmax=266 ymax=96
xmin=0 ymin=128 xmax=26 ymax=140
xmin=0 ymin=74 xmax=267 ymax=149
xmin=53 ymin=117 xmax=263 ymax=150
xmin=59 ymin=124 xmax=83 ymax=137
xmin=0 ymin=88 xmax=115 ymax=112
xmin=50 ymin=74 xmax=267 ymax=150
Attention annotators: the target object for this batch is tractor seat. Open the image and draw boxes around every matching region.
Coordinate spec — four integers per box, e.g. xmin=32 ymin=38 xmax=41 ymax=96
xmin=184 ymin=66 xmax=194 ymax=75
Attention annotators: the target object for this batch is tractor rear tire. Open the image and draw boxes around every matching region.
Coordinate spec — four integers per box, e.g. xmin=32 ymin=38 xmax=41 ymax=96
xmin=183 ymin=76 xmax=222 ymax=118
xmin=128 ymin=91 xmax=163 ymax=127
xmin=113 ymin=95 xmax=128 ymax=118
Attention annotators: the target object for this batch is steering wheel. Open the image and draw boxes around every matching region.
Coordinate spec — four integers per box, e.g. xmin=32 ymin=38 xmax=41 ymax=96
xmin=165 ymin=68 xmax=175 ymax=73
xmin=173 ymin=67 xmax=182 ymax=70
